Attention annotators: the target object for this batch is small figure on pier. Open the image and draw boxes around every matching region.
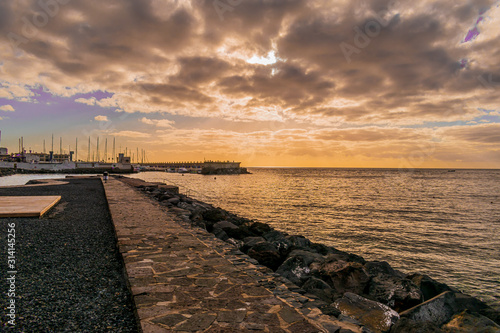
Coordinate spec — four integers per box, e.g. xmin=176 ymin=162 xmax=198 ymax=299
xmin=103 ymin=171 xmax=109 ymax=183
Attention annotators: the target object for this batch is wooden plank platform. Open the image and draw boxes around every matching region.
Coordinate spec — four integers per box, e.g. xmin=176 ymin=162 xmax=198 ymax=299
xmin=0 ymin=196 xmax=61 ymax=218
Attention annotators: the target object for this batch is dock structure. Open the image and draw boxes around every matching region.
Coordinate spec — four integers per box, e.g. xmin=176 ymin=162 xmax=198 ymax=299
xmin=139 ymin=161 xmax=246 ymax=174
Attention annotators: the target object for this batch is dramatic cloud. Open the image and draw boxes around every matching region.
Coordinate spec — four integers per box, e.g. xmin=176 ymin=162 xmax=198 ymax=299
xmin=0 ymin=0 xmax=498 ymax=166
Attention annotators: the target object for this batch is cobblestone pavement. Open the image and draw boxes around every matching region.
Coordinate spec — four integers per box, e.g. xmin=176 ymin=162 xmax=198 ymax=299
xmin=103 ymin=178 xmax=361 ymax=333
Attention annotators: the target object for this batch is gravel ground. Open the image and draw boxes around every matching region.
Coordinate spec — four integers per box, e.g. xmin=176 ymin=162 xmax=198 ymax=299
xmin=0 ymin=178 xmax=139 ymax=332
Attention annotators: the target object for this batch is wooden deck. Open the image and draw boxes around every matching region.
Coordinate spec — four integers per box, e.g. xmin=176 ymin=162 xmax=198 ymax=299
xmin=0 ymin=196 xmax=61 ymax=217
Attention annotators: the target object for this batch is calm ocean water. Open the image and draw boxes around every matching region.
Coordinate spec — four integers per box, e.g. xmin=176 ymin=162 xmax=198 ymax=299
xmin=130 ymin=168 xmax=500 ymax=310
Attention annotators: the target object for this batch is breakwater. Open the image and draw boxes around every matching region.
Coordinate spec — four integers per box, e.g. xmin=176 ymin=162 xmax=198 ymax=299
xmin=128 ymin=176 xmax=500 ymax=332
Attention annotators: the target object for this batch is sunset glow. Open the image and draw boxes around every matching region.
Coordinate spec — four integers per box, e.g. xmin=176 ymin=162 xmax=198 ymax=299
xmin=1 ymin=0 xmax=499 ymax=168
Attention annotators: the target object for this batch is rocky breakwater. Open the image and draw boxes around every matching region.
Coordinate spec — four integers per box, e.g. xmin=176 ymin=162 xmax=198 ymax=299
xmin=201 ymin=166 xmax=250 ymax=175
xmin=134 ymin=180 xmax=500 ymax=333
xmin=0 ymin=168 xmax=16 ymax=177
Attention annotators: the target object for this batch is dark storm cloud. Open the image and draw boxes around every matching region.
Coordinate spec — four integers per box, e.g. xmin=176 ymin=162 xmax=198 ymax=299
xmin=172 ymin=57 xmax=231 ymax=86
xmin=218 ymin=62 xmax=335 ymax=107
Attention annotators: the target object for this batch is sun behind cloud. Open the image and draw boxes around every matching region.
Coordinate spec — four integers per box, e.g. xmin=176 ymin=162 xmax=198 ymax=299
xmin=0 ymin=0 xmax=498 ymax=168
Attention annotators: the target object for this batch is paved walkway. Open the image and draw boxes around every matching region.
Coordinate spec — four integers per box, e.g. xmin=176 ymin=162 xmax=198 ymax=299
xmin=103 ymin=178 xmax=360 ymax=333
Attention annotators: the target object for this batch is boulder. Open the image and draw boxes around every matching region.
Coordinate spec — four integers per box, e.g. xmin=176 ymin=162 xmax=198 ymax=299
xmin=212 ymin=221 xmax=251 ymax=240
xmin=214 ymin=220 xmax=239 ymax=230
xmin=247 ymin=241 xmax=283 ymax=271
xmin=167 ymin=197 xmax=180 ymax=205
xmin=228 ymin=216 xmax=253 ymax=227
xmin=240 ymin=237 xmax=267 ymax=253
xmin=312 ymin=259 xmax=370 ymax=299
xmin=453 ymin=292 xmax=500 ymax=325
xmin=189 ymin=212 xmax=205 ymax=228
xmin=365 ymin=261 xmax=403 ymax=278
xmin=213 ymin=227 xmax=229 ymax=241
xmin=275 ymin=250 xmax=323 ymax=286
xmin=226 ymin=238 xmax=244 ymax=248
xmin=158 ymin=193 xmax=175 ymax=202
xmin=407 ymin=273 xmax=452 ymax=301
xmin=178 ymin=202 xmax=195 ymax=211
xmin=202 ymin=208 xmax=227 ymax=224
xmin=325 ymin=251 xmax=366 ymax=265
xmin=179 ymin=195 xmax=192 ymax=204
xmin=310 ymin=242 xmax=335 ymax=255
xmin=262 ymin=230 xmax=293 ymax=257
xmin=286 ymin=235 xmax=311 ymax=250
xmin=442 ymin=310 xmax=500 ymax=332
xmin=333 ymin=292 xmax=399 ymax=333
xmin=399 ymin=291 xmax=458 ymax=327
xmin=367 ymin=275 xmax=423 ymax=312
xmin=302 ymin=277 xmax=335 ymax=303
xmin=249 ymin=222 xmax=273 ymax=236
xmin=263 ymin=230 xmax=288 ymax=243
xmin=390 ymin=318 xmax=443 ymax=333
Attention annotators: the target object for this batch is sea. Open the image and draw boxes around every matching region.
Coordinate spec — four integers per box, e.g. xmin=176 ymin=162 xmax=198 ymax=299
xmin=1 ymin=168 xmax=498 ymax=310
xmin=129 ymin=168 xmax=500 ymax=310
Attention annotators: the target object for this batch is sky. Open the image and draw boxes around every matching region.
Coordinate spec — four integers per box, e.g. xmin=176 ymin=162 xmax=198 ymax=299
xmin=0 ymin=0 xmax=499 ymax=168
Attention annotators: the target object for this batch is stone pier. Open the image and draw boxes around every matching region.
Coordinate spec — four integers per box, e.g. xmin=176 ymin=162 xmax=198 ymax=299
xmin=103 ymin=178 xmax=359 ymax=332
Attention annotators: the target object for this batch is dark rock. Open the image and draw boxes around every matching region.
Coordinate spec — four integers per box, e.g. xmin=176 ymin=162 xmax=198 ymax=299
xmin=213 ymin=221 xmax=251 ymax=240
xmin=213 ymin=227 xmax=229 ymax=241
xmin=367 ymin=275 xmax=423 ymax=312
xmin=158 ymin=184 xmax=179 ymax=195
xmin=442 ymin=310 xmax=500 ymax=332
xmin=319 ymin=304 xmax=342 ymax=317
xmin=333 ymin=292 xmax=399 ymax=333
xmin=302 ymin=277 xmax=334 ymax=303
xmin=365 ymin=261 xmax=401 ymax=278
xmin=390 ymin=318 xmax=443 ymax=333
xmin=159 ymin=194 xmax=174 ymax=202
xmin=399 ymin=291 xmax=458 ymax=327
xmin=228 ymin=216 xmax=252 ymax=227
xmin=167 ymin=197 xmax=180 ymax=205
xmin=230 ymin=225 xmax=253 ymax=240
xmin=178 ymin=202 xmax=195 ymax=211
xmin=312 ymin=259 xmax=370 ymax=299
xmin=310 ymin=242 xmax=335 ymax=255
xmin=263 ymin=230 xmax=287 ymax=242
xmin=276 ymin=250 xmax=323 ymax=286
xmin=226 ymin=238 xmax=244 ymax=248
xmin=339 ymin=314 xmax=363 ymax=326
xmin=453 ymin=292 xmax=500 ymax=325
xmin=241 ymin=237 xmax=266 ymax=253
xmin=189 ymin=212 xmax=205 ymax=228
xmin=151 ymin=189 xmax=162 ymax=196
xmin=249 ymin=222 xmax=273 ymax=236
xmin=247 ymin=241 xmax=283 ymax=271
xmin=407 ymin=273 xmax=452 ymax=301
xmin=214 ymin=220 xmax=239 ymax=230
xmin=286 ymin=235 xmax=311 ymax=250
xmin=272 ymin=240 xmax=293 ymax=259
xmin=202 ymin=208 xmax=227 ymax=224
